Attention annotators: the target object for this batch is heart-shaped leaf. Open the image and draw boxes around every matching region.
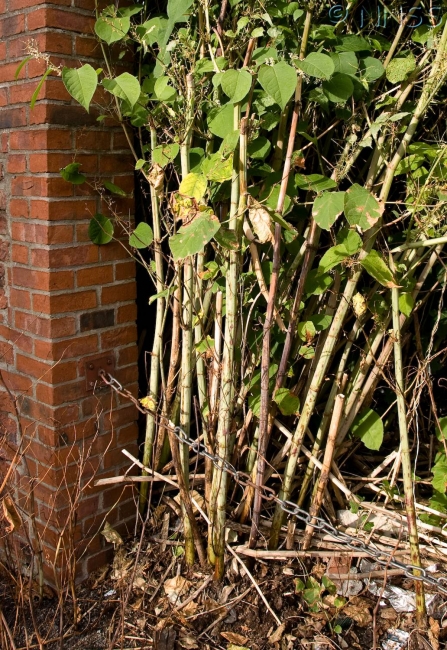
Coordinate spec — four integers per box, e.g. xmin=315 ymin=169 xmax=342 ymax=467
xmin=258 ymin=61 xmax=297 ymax=109
xmin=312 ymin=191 xmax=345 ymax=230
xmin=179 ymin=173 xmax=207 ymax=200
xmin=129 ymin=222 xmax=153 ymax=249
xmin=344 ymin=184 xmax=383 ymax=230
xmin=351 ymin=408 xmax=383 ymax=450
xmin=88 ymin=214 xmax=114 ymax=245
xmin=103 ymin=72 xmax=141 ymax=108
xmin=296 ymin=53 xmax=335 ymax=80
xmin=221 ymin=68 xmax=252 ymax=104
xmin=95 ymin=14 xmax=130 ymax=44
xmin=169 ymin=212 xmax=220 ymax=260
xmin=62 ymin=65 xmax=98 ymax=112
xmin=360 ymin=250 xmax=398 ymax=288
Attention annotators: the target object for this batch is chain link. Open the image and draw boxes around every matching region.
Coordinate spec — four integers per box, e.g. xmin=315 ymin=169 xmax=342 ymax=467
xmin=100 ymin=371 xmax=447 ymax=597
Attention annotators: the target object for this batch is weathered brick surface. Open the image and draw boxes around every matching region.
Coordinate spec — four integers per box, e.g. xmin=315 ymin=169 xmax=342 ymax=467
xmin=0 ymin=0 xmax=138 ymax=584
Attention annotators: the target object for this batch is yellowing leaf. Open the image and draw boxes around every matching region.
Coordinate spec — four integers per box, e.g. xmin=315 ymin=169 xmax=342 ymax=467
xmin=248 ymin=201 xmax=274 ymax=243
xmin=101 ymin=521 xmax=124 ymax=546
xmin=140 ymin=395 xmax=156 ymax=410
xmin=352 ymin=292 xmax=367 ymax=318
xmin=179 ymin=172 xmax=207 ymax=200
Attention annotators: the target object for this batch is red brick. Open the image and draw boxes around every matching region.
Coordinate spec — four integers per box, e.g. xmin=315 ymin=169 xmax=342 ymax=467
xmin=0 ymin=62 xmax=26 ymax=83
xmin=27 ymin=8 xmax=95 ymax=34
xmin=30 ymin=103 xmax=99 ymax=127
xmin=101 ymin=325 xmax=136 ymax=350
xmin=33 ymin=289 xmax=97 ymax=314
xmin=75 ymin=35 xmax=101 ymax=58
xmin=31 ymin=245 xmax=98 ymax=268
xmin=0 ymin=87 xmax=7 ymax=107
xmin=76 ymin=130 xmax=111 ymax=151
xmin=10 ymin=288 xmax=31 ymax=310
xmin=117 ymin=303 xmax=137 ymax=324
xmin=29 ymin=152 xmax=97 ymax=173
xmin=9 ymin=198 xmax=28 ymax=217
xmin=11 ymin=244 xmax=29 ymax=264
xmin=36 ymin=380 xmax=85 ymax=406
xmin=0 ymin=106 xmax=27 ymax=129
xmin=51 ymin=333 xmax=99 ymax=361
xmin=13 ymin=267 xmax=74 ymax=291
xmin=77 ymin=265 xmax=113 ymax=287
xmin=101 ymin=282 xmax=136 ymax=305
xmin=30 ymin=198 xmax=96 ymax=220
xmin=9 ymin=79 xmax=69 ymax=104
xmin=99 ymin=154 xmax=133 ymax=174
xmin=0 ymin=14 xmax=25 ymax=39
xmin=1 ymin=369 xmax=33 ymax=393
xmin=118 ymin=345 xmax=138 ymax=368
xmin=7 ymin=154 xmax=26 ymax=174
xmin=16 ymin=353 xmax=52 ymax=380
xmin=10 ymin=129 xmax=72 ymax=151
xmin=115 ymin=260 xmax=135 ymax=281
xmin=10 ymin=0 xmax=71 ymax=10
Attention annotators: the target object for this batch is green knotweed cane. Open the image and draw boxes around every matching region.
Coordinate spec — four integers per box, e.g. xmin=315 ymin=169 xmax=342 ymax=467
xmin=269 ymin=18 xmax=447 ymax=549
xmin=140 ymin=127 xmax=166 ymax=511
xmin=208 ymin=111 xmax=246 ymax=578
xmin=179 ymin=73 xmax=196 ymax=565
xmin=390 ymin=253 xmax=426 ymax=626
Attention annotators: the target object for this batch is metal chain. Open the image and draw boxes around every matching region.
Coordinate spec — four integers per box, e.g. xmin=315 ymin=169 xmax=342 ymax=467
xmin=100 ymin=371 xmax=447 ymax=597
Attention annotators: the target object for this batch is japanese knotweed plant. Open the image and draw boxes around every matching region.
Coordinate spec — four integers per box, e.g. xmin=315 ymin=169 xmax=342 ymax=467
xmin=25 ymin=0 xmax=447 ymax=621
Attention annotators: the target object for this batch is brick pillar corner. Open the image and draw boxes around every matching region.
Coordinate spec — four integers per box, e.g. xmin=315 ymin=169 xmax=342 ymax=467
xmin=0 ymin=0 xmax=139 ymax=583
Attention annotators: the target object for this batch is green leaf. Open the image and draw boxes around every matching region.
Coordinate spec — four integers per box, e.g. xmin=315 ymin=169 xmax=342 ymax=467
xmin=305 ymin=269 xmax=333 ymax=295
xmin=322 ymin=575 xmax=336 ymax=595
xmin=135 ymin=159 xmax=146 ymax=170
xmin=30 ymin=68 xmax=52 ymax=109
xmin=179 ymin=173 xmax=207 ymax=200
xmin=15 ymin=55 xmax=32 ymax=80
xmin=344 ymin=183 xmax=383 ymax=230
xmin=169 ymin=212 xmax=220 ymax=261
xmin=386 ymin=55 xmax=416 ymax=84
xmin=149 ymin=286 xmax=174 ymax=305
xmin=214 ymin=227 xmax=239 ymax=251
xmin=303 ymin=587 xmax=321 ymax=605
xmin=312 ymin=191 xmax=345 ymax=230
xmin=297 ymin=321 xmax=316 ymax=342
xmin=102 ymin=72 xmax=141 ymax=108
xmin=351 ymin=408 xmax=383 ymax=450
xmin=296 ymin=53 xmax=335 ymax=80
xmin=360 ymin=250 xmax=398 ymax=288
xmin=399 ymin=293 xmax=414 ymax=317
xmin=360 ymin=56 xmax=385 ymax=82
xmin=95 ymin=13 xmax=130 ymax=44
xmin=318 ymin=245 xmax=350 ymax=273
xmin=247 ymin=136 xmax=271 ymax=160
xmin=62 ymin=64 xmax=98 ymax=112
xmin=152 ymin=143 xmax=180 ymax=167
xmin=208 ymin=103 xmax=235 ymax=138
xmin=295 ymin=174 xmax=337 ymax=192
xmin=435 ymin=417 xmax=447 ymax=441
xmin=432 ymin=457 xmax=447 ymax=493
xmin=219 ymin=129 xmax=240 ymax=157
xmin=153 ymin=76 xmax=177 ymax=101
xmin=167 ymin=0 xmax=194 ymax=23
xmin=330 ymin=51 xmax=358 ymax=75
xmin=322 ymin=74 xmax=354 ymax=103
xmin=202 ymin=153 xmax=234 ymax=182
xmin=295 ymin=578 xmax=305 ymax=592
xmin=258 ymin=61 xmax=297 ymax=110
xmin=88 ymin=214 xmax=114 ymax=245
xmin=196 ymin=335 xmax=214 ymax=353
xmin=336 ymin=227 xmax=362 ymax=254
xmin=60 ymin=162 xmax=86 ymax=185
xmin=309 ymin=314 xmax=332 ymax=331
xmin=221 ymin=68 xmax=252 ymax=104
xmin=129 ymin=222 xmax=153 ymax=249
xmin=103 ymin=180 xmax=127 ymax=196
xmin=299 ymin=346 xmax=315 ymax=359
xmin=335 ymin=35 xmax=371 ymax=52
xmin=273 ymin=388 xmax=300 ymax=416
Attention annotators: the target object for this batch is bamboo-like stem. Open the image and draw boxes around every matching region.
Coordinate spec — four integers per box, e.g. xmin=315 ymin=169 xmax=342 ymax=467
xmin=194 ymin=253 xmax=207 ymax=411
xmin=249 ymin=9 xmax=313 ymax=548
xmin=390 ymin=253 xmax=426 ymax=626
xmin=179 ymin=73 xmax=195 ymax=565
xmin=269 ymin=20 xmax=447 ymax=548
xmin=208 ymin=109 xmax=245 ymax=577
xmin=140 ymin=127 xmax=166 ymax=511
xmin=302 ymin=393 xmax=345 ymax=550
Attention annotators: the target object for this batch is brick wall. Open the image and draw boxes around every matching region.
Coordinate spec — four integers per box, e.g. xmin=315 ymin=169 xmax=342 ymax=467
xmin=0 ymin=0 xmax=139 ymax=582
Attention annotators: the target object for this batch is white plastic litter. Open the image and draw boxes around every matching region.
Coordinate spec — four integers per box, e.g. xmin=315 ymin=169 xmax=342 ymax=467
xmin=368 ymin=582 xmax=443 ymax=617
xmin=104 ymin=589 xmax=116 ymax=597
xmin=381 ymin=629 xmax=409 ymax=650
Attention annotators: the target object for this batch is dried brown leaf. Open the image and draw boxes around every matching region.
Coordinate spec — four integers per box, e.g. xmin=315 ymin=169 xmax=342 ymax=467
xmin=221 ymin=632 xmax=249 ymax=645
xmin=2 ymin=496 xmax=22 ymax=533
